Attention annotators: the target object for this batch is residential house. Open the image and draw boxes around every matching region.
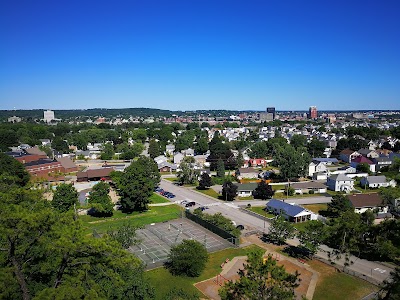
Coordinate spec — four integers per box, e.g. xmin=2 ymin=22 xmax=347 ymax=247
xmin=312 ymin=158 xmax=339 ymax=165
xmin=372 ymin=157 xmax=393 ymax=171
xmin=157 ymin=161 xmax=177 ymax=172
xmin=245 ymin=158 xmax=267 ymax=168
xmin=339 ymin=149 xmax=360 ymax=163
xmin=290 ymin=181 xmax=327 ymax=194
xmin=351 ymin=156 xmax=376 ymax=173
xmin=358 ymin=148 xmax=379 ymax=159
xmin=165 ymin=144 xmax=175 ymax=156
xmin=327 ymin=174 xmax=354 ymax=192
xmin=154 ymin=155 xmax=168 ymax=165
xmin=236 ymin=167 xmax=260 ymax=179
xmin=173 ymin=152 xmax=185 ymax=165
xmin=348 ymin=193 xmax=389 ymax=215
xmin=266 ymin=199 xmax=312 ymax=223
xmin=308 ymin=161 xmax=327 ymax=177
xmin=234 ymin=183 xmax=258 ymax=198
xmin=360 ymin=176 xmax=394 ymax=189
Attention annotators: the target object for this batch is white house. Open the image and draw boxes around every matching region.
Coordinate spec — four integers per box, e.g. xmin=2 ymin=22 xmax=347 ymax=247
xmin=173 ymin=153 xmax=185 ymax=165
xmin=234 ymin=183 xmax=258 ymax=198
xmin=327 ymin=174 xmax=354 ymax=192
xmin=348 ymin=193 xmax=388 ymax=215
xmin=360 ymin=176 xmax=390 ymax=189
xmin=308 ymin=162 xmax=327 ymax=177
xmin=290 ymin=181 xmax=327 ymax=194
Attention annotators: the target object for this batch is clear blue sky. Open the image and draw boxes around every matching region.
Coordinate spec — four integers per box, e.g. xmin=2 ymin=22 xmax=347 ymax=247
xmin=1 ymin=0 xmax=399 ymax=111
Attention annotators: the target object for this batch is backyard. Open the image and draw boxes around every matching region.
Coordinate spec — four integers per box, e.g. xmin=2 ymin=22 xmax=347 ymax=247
xmin=302 ymin=203 xmax=328 ymax=214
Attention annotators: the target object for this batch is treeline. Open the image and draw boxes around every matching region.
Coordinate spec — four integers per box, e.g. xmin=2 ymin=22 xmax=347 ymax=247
xmin=0 ymin=155 xmax=156 ymax=299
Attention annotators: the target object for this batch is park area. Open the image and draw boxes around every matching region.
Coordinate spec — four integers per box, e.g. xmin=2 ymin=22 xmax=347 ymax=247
xmin=130 ymin=218 xmax=233 ymax=269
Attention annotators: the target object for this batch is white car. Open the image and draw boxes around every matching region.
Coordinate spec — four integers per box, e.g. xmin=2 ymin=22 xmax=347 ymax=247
xmin=180 ymin=200 xmax=189 ymax=205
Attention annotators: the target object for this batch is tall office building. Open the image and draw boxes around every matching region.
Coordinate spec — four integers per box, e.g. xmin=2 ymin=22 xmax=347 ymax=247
xmin=309 ymin=106 xmax=318 ymax=119
xmin=266 ymin=107 xmax=276 ymax=119
xmin=43 ymin=110 xmax=55 ymax=123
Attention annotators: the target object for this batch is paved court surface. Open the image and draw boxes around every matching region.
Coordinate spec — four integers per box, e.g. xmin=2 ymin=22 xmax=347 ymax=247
xmin=130 ymin=218 xmax=233 ymax=269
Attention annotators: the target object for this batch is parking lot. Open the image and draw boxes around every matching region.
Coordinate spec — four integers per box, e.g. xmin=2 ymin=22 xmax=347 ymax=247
xmin=130 ymin=218 xmax=233 ymax=269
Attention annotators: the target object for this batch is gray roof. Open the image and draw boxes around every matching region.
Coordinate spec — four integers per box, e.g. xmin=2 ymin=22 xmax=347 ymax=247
xmin=233 ymin=183 xmax=258 ymax=192
xmin=328 ymin=174 xmax=354 ymax=182
xmin=291 ymin=181 xmax=326 ymax=189
xmin=266 ymin=199 xmax=311 ymax=218
xmin=365 ymin=176 xmax=386 ymax=184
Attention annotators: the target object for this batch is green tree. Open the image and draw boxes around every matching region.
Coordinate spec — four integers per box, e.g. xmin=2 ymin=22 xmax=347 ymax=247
xmin=356 ymin=162 xmax=370 ymax=173
xmin=273 ymin=144 xmax=310 ymax=180
xmin=216 ymin=158 xmax=225 ymax=178
xmin=107 ymin=221 xmax=140 ymax=249
xmin=198 ymin=172 xmax=212 ymax=190
xmin=52 ymin=136 xmax=70 ymax=153
xmin=194 ymin=137 xmax=208 ymax=154
xmin=100 ymin=143 xmax=115 ymax=160
xmin=148 ymin=139 xmax=161 ymax=159
xmin=298 ymin=220 xmax=326 ymax=257
xmin=167 ymin=240 xmax=208 ymax=277
xmin=325 ymin=210 xmax=364 ymax=267
xmin=219 ymin=249 xmax=299 ymax=300
xmin=327 ymin=194 xmax=352 ymax=217
xmin=0 ymin=188 xmax=154 ymax=299
xmin=380 ymin=268 xmax=400 ymax=300
xmin=290 ymin=135 xmax=307 ymax=150
xmin=0 ymin=153 xmax=30 ymax=189
xmin=177 ymin=156 xmax=199 ymax=185
xmin=118 ymin=156 xmax=160 ymax=212
xmin=268 ymin=216 xmax=295 ymax=245
xmin=52 ymin=183 xmax=78 ymax=212
xmin=222 ymin=181 xmax=238 ymax=201
xmin=88 ymin=181 xmax=114 ymax=217
xmin=253 ymin=180 xmax=275 ymax=200
xmin=307 ymin=139 xmax=326 ymax=157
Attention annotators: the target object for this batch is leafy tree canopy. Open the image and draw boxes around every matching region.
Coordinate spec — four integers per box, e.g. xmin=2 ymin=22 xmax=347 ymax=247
xmin=52 ymin=183 xmax=78 ymax=212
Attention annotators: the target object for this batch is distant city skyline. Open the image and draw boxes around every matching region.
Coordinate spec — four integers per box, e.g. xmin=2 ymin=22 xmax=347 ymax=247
xmin=1 ymin=1 xmax=399 ymax=111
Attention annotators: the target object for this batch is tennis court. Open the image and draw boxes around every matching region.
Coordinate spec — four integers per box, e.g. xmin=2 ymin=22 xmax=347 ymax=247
xmin=130 ymin=218 xmax=233 ymax=269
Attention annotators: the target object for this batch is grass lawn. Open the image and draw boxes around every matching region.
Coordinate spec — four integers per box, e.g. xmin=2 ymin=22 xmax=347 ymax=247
xmin=80 ymin=205 xmax=182 ymax=235
xmin=293 ymin=221 xmax=310 ymax=232
xmin=197 ymin=188 xmax=221 ymax=199
xmin=302 ymin=203 xmax=328 ymax=214
xmin=274 ymin=192 xmax=322 ymax=199
xmin=164 ymin=177 xmax=178 ymax=182
xmin=146 ymin=245 xmax=262 ymax=300
xmin=309 ymin=259 xmax=378 ymax=300
xmin=272 ymin=184 xmax=286 ymax=191
xmin=246 ymin=206 xmax=275 ymax=218
xmin=237 ymin=196 xmax=254 ymax=200
xmin=149 ymin=193 xmax=170 ymax=204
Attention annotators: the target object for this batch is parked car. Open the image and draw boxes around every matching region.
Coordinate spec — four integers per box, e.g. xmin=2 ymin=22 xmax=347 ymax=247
xmin=181 ymin=200 xmax=189 ymax=205
xmin=185 ymin=201 xmax=196 ymax=207
xmin=236 ymin=224 xmax=245 ymax=230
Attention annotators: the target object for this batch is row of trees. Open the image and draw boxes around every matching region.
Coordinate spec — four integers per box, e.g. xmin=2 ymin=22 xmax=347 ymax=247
xmin=0 ymin=156 xmax=155 ymax=299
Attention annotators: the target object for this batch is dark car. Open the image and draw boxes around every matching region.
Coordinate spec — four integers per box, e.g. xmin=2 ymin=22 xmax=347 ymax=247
xmin=185 ymin=201 xmax=196 ymax=207
xmin=236 ymin=224 xmax=245 ymax=230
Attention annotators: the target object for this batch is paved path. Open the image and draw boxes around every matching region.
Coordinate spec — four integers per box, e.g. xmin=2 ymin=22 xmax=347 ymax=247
xmin=159 ymin=179 xmax=393 ymax=283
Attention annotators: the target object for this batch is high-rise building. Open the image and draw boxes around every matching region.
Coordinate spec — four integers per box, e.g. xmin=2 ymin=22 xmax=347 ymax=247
xmin=266 ymin=107 xmax=275 ymax=119
xmin=309 ymin=106 xmax=317 ymax=119
xmin=43 ymin=110 xmax=55 ymax=123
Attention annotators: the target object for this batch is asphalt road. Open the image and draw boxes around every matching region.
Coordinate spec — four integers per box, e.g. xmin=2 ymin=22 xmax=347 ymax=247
xmin=159 ymin=179 xmax=393 ymax=283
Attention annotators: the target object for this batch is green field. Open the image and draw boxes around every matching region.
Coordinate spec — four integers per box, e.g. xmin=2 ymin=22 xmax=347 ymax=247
xmin=246 ymin=206 xmax=275 ymax=218
xmin=146 ymin=245 xmax=262 ymax=300
xmin=197 ymin=188 xmax=221 ymax=199
xmin=79 ymin=205 xmax=182 ymax=235
xmin=302 ymin=203 xmax=328 ymax=214
xmin=149 ymin=193 xmax=170 ymax=204
xmin=309 ymin=260 xmax=378 ymax=300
